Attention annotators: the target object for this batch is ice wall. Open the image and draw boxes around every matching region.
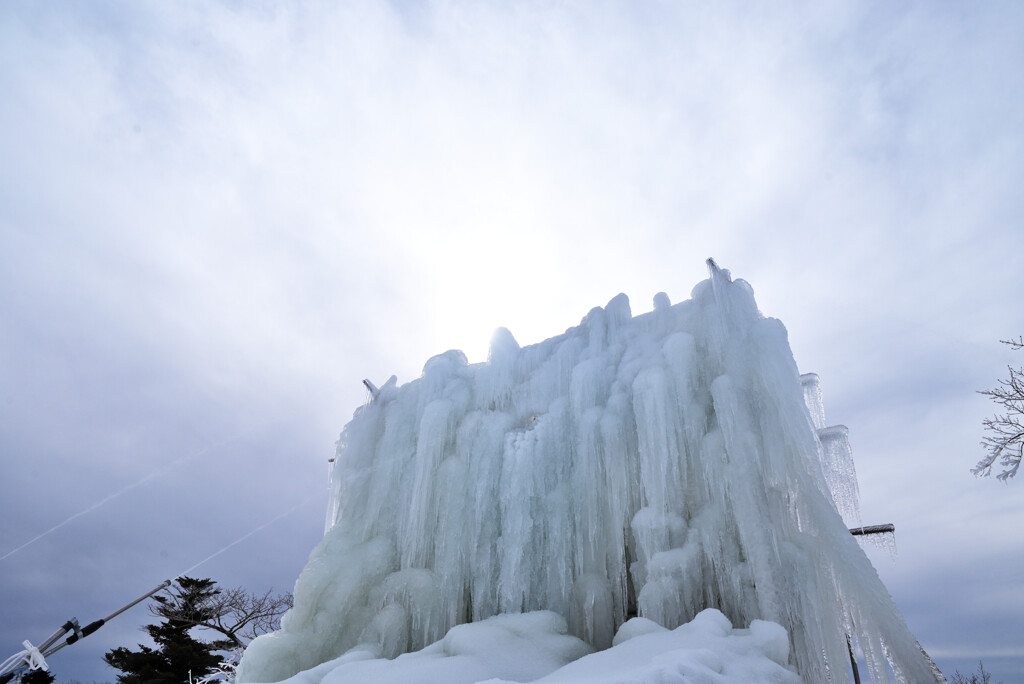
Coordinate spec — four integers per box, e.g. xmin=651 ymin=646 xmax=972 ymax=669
xmin=238 ymin=262 xmax=942 ymax=683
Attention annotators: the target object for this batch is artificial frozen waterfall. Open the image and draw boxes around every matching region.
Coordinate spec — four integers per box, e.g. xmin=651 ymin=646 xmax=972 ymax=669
xmin=238 ymin=261 xmax=942 ymax=683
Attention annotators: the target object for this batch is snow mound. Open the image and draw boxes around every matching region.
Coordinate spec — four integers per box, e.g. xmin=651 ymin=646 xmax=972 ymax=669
xmin=238 ymin=262 xmax=943 ymax=683
xmin=245 ymin=609 xmax=799 ymax=684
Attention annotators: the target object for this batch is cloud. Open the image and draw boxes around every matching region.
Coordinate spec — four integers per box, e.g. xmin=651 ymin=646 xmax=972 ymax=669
xmin=2 ymin=1 xmax=1023 ymax=681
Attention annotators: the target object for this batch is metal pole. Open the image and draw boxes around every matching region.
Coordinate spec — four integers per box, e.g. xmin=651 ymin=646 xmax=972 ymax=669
xmin=849 ymin=523 xmax=895 ymax=537
xmin=43 ymin=580 xmax=172 ymax=657
xmin=847 ymin=635 xmax=862 ymax=684
xmin=35 ymin=621 xmax=77 ymax=655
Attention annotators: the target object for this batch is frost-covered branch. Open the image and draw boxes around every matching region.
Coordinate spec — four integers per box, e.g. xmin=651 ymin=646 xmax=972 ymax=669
xmin=974 ymin=337 xmax=1024 ymax=481
xmin=193 ymin=648 xmax=244 ymax=684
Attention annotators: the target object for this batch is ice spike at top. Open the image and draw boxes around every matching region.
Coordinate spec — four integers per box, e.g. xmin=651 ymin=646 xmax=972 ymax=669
xmin=238 ymin=263 xmax=942 ymax=684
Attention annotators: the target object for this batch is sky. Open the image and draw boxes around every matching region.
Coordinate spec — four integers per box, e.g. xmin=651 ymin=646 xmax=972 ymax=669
xmin=1 ymin=1 xmax=1022 ymax=682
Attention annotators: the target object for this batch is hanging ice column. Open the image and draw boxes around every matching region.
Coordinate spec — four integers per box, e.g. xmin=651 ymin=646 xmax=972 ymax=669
xmin=238 ymin=261 xmax=943 ymax=684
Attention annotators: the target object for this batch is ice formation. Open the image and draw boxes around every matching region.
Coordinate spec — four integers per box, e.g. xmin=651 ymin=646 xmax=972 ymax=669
xmin=238 ymin=262 xmax=943 ymax=683
xmin=245 ymin=609 xmax=800 ymax=684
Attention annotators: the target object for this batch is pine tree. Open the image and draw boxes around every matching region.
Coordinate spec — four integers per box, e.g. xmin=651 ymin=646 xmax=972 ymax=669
xmin=104 ymin=577 xmax=221 ymax=684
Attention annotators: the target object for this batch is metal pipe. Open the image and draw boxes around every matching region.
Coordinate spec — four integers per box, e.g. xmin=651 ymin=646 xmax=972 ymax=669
xmin=35 ymin=621 xmax=76 ymax=655
xmin=43 ymin=580 xmax=172 ymax=657
xmin=847 ymin=635 xmax=862 ymax=684
xmin=849 ymin=523 xmax=895 ymax=537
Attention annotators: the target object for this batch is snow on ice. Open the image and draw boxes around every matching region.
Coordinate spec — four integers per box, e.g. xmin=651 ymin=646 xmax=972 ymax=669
xmin=246 ymin=609 xmax=799 ymax=684
xmin=237 ymin=261 xmax=943 ymax=683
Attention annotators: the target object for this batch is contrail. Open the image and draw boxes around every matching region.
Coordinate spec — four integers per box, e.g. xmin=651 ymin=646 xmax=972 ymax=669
xmin=1 ymin=437 xmax=240 ymax=562
xmin=175 ymin=494 xmax=318 ymax=579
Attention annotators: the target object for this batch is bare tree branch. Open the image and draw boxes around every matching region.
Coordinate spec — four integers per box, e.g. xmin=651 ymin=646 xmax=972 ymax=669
xmin=975 ymin=338 xmax=1024 ymax=481
xmin=148 ymin=578 xmax=292 ymax=650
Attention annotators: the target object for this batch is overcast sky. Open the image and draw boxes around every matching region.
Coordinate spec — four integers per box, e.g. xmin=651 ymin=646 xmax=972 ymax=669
xmin=2 ymin=2 xmax=1023 ymax=682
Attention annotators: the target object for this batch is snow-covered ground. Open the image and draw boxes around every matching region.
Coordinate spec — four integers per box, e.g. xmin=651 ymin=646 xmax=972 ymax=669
xmin=257 ymin=609 xmax=800 ymax=684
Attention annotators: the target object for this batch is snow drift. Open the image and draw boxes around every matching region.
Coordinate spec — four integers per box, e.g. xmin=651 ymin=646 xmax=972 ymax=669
xmin=244 ymin=608 xmax=800 ymax=684
xmin=238 ymin=261 xmax=942 ymax=683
